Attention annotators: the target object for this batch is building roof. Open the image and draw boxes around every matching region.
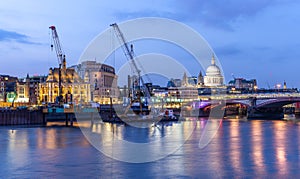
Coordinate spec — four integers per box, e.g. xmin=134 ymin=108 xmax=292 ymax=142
xmin=46 ymin=67 xmax=83 ymax=83
xmin=228 ymin=78 xmax=256 ymax=84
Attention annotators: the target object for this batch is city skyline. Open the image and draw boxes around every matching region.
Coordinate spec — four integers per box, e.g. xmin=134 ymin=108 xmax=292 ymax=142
xmin=1 ymin=1 xmax=300 ymax=88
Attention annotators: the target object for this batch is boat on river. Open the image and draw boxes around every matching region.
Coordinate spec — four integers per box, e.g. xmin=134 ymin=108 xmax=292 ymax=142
xmin=100 ymin=106 xmax=179 ymax=123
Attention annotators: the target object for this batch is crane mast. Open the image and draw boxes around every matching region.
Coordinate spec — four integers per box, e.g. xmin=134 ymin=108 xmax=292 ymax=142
xmin=49 ymin=25 xmax=65 ymax=105
xmin=110 ymin=23 xmax=150 ymax=99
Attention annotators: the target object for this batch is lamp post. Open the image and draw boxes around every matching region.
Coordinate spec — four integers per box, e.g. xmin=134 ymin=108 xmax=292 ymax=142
xmin=80 ymin=89 xmax=83 ymax=104
xmin=106 ymin=89 xmax=113 ymax=119
xmin=92 ymin=78 xmax=98 ymax=102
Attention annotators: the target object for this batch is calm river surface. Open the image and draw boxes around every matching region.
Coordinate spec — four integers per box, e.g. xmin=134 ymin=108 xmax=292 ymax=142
xmin=1 ymin=117 xmax=300 ymax=178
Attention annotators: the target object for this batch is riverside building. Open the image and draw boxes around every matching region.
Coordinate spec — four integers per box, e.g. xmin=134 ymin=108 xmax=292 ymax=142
xmin=39 ymin=59 xmax=91 ymax=104
xmin=75 ymin=60 xmax=119 ymax=104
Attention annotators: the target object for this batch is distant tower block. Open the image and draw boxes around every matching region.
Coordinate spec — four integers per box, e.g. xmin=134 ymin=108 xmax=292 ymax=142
xmin=197 ymin=71 xmax=204 ymax=87
xmin=283 ymin=81 xmax=287 ymax=89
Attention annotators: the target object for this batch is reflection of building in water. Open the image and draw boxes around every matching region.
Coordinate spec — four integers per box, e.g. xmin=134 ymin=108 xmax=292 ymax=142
xmin=75 ymin=60 xmax=118 ymax=104
xmin=39 ymin=59 xmax=90 ymax=104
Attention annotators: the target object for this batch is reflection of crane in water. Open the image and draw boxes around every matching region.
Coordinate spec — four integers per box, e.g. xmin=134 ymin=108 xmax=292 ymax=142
xmin=110 ymin=23 xmax=151 ymax=115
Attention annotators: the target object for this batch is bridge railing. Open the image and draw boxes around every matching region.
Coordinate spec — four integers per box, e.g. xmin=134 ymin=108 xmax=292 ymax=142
xmin=204 ymin=92 xmax=300 ymax=100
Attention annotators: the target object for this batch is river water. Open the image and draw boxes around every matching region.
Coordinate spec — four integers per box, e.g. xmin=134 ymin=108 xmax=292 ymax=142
xmin=1 ymin=116 xmax=300 ymax=178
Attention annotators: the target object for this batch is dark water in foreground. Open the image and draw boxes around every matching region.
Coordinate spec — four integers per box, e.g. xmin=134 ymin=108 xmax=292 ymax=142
xmin=1 ymin=117 xmax=300 ymax=178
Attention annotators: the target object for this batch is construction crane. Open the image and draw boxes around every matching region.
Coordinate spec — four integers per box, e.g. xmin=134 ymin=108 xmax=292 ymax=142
xmin=49 ymin=25 xmax=65 ymax=105
xmin=110 ymin=23 xmax=151 ymax=114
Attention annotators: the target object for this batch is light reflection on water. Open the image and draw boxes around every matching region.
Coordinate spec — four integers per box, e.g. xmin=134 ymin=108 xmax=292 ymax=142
xmin=250 ymin=121 xmax=266 ymax=175
xmin=229 ymin=121 xmax=242 ymax=175
xmin=0 ymin=118 xmax=300 ymax=178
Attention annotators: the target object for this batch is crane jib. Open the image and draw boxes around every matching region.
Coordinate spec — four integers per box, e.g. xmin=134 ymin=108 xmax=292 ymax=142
xmin=110 ymin=23 xmax=151 ymax=99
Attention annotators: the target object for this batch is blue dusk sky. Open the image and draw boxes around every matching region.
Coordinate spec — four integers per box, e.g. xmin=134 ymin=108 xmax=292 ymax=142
xmin=1 ymin=0 xmax=300 ymax=88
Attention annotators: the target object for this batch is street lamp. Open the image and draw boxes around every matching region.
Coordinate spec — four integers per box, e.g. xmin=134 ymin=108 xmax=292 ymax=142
xmin=106 ymin=89 xmax=111 ymax=104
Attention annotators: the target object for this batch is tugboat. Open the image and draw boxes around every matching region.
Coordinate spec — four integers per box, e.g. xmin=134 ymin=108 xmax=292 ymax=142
xmin=161 ymin=109 xmax=178 ymax=121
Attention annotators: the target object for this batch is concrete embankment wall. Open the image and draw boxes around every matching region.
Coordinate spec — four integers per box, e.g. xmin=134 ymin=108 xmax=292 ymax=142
xmin=0 ymin=109 xmax=45 ymax=125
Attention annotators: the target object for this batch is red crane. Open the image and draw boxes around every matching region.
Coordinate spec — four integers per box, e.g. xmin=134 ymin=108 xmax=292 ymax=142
xmin=49 ymin=25 xmax=65 ymax=104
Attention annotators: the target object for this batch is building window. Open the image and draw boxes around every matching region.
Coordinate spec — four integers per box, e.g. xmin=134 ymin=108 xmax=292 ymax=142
xmin=19 ymin=87 xmax=24 ymax=94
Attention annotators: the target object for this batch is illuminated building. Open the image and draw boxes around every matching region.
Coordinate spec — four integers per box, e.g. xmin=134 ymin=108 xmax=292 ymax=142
xmin=171 ymin=77 xmax=198 ymax=101
xmin=0 ymin=75 xmax=17 ymax=105
xmin=0 ymin=75 xmax=9 ymax=102
xmin=75 ymin=60 xmax=119 ymax=104
xmin=15 ymin=75 xmax=47 ymax=105
xmin=167 ymin=79 xmax=181 ymax=87
xmin=228 ymin=78 xmax=257 ymax=90
xmin=28 ymin=75 xmax=47 ymax=105
xmin=197 ymin=71 xmax=204 ymax=87
xmin=188 ymin=76 xmax=197 ymax=87
xmin=175 ymin=55 xmax=225 ymax=101
xmin=15 ymin=76 xmax=29 ymax=103
xmin=39 ymin=60 xmax=91 ymax=104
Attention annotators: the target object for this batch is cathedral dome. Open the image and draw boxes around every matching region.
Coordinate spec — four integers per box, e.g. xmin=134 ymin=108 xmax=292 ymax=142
xmin=203 ymin=54 xmax=224 ymax=86
xmin=206 ymin=65 xmax=221 ymax=76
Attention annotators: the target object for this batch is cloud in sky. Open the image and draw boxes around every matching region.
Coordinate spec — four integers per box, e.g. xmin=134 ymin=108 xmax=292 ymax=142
xmin=0 ymin=29 xmax=39 ymax=45
xmin=115 ymin=0 xmax=284 ymax=31
xmin=172 ymin=0 xmax=275 ymax=30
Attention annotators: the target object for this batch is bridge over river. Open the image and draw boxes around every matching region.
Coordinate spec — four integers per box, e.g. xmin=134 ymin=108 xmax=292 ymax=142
xmin=184 ymin=92 xmax=300 ymax=119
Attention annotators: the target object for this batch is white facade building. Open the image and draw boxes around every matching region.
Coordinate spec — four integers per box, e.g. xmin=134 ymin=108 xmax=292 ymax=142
xmin=75 ymin=60 xmax=119 ymax=104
